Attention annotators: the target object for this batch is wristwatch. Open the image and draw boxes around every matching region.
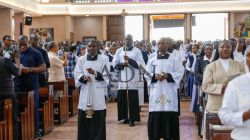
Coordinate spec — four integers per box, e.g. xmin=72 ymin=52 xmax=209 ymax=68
xmin=29 ymin=67 xmax=32 ymax=73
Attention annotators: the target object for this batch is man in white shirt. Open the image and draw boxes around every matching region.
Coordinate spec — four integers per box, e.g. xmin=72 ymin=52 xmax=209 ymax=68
xmin=2 ymin=35 xmax=12 ymax=59
xmin=47 ymin=41 xmax=68 ymax=82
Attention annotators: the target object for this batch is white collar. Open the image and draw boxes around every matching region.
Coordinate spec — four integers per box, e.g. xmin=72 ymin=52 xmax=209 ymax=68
xmin=219 ymin=58 xmax=231 ymax=72
xmin=49 ymin=51 xmax=58 ymax=56
xmin=204 ymin=55 xmax=211 ymax=62
xmin=108 ymin=53 xmax=114 ymax=57
xmin=191 ymin=53 xmax=197 ymax=56
xmin=219 ymin=58 xmax=230 ymax=62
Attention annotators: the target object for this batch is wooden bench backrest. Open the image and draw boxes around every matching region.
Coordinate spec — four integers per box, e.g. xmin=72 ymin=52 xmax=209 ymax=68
xmin=16 ymin=91 xmax=35 ymax=140
xmin=47 ymin=81 xmax=69 ymax=122
xmin=0 ymin=121 xmax=7 ymax=140
xmin=38 ymin=85 xmax=54 ymax=134
xmin=66 ymin=78 xmax=75 ymax=87
xmin=0 ymin=99 xmax=12 ymax=140
xmin=209 ymin=124 xmax=232 ymax=140
xmin=39 ymin=85 xmax=54 ymax=97
xmin=47 ymin=81 xmax=68 ymax=96
xmin=206 ymin=113 xmax=221 ymax=139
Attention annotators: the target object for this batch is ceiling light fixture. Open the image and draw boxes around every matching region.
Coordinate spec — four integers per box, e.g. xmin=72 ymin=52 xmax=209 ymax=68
xmin=41 ymin=0 xmax=50 ymax=3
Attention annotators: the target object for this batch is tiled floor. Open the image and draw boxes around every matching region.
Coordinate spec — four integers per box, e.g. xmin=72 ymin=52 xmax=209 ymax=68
xmin=41 ymin=100 xmax=201 ymax=140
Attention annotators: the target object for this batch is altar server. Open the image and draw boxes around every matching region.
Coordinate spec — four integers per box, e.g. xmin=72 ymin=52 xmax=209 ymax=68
xmin=146 ymin=37 xmax=184 ymax=140
xmin=74 ymin=41 xmax=110 ymax=140
xmin=112 ymin=34 xmax=145 ymax=127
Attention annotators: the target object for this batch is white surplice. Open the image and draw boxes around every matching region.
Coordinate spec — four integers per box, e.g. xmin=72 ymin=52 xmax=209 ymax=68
xmin=74 ymin=54 xmax=110 ymax=111
xmin=100 ymin=52 xmax=110 ymax=97
xmin=138 ymin=72 xmax=144 ymax=106
xmin=145 ymin=53 xmax=184 ymax=112
xmin=219 ymin=73 xmax=250 ymax=140
xmin=112 ymin=47 xmax=145 ymax=90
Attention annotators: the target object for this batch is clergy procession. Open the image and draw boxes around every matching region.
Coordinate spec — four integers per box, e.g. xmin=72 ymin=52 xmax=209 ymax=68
xmin=1 ymin=32 xmax=250 ymax=140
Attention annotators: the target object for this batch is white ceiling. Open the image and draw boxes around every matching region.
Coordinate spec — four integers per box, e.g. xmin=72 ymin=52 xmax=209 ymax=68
xmin=0 ymin=0 xmax=250 ymax=16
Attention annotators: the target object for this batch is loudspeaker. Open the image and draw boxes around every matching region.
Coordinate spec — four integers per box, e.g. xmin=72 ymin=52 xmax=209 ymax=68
xmin=24 ymin=16 xmax=32 ymax=25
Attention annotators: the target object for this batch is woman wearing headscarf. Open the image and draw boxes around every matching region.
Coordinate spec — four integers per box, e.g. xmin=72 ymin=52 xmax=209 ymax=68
xmin=192 ymin=43 xmax=213 ymax=136
xmin=186 ymin=44 xmax=199 ymax=97
xmin=219 ymin=47 xmax=250 ymax=140
xmin=234 ymin=38 xmax=245 ymax=64
xmin=191 ymin=43 xmax=214 ymax=113
xmin=202 ymin=40 xmax=245 ymax=139
xmin=244 ymin=39 xmax=250 ymax=72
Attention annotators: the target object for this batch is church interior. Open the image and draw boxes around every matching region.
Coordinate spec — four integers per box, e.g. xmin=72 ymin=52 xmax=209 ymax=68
xmin=0 ymin=0 xmax=250 ymax=140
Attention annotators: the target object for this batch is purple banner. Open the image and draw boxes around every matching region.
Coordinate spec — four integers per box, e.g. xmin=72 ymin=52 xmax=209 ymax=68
xmin=160 ymin=0 xmax=175 ymax=1
xmin=138 ymin=0 xmax=154 ymax=2
xmin=117 ymin=0 xmax=174 ymax=2
xmin=117 ymin=0 xmax=133 ymax=2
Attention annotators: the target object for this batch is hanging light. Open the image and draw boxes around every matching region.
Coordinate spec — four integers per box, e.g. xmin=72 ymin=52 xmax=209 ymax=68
xmin=41 ymin=0 xmax=50 ymax=2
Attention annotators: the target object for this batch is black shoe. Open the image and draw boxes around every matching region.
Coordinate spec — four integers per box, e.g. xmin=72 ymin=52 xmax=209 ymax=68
xmin=35 ymin=131 xmax=42 ymax=138
xmin=123 ymin=119 xmax=129 ymax=124
xmin=129 ymin=121 xmax=134 ymax=127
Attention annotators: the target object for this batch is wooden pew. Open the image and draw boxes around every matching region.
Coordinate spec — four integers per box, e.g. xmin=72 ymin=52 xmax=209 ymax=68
xmin=209 ymin=124 xmax=233 ymax=140
xmin=16 ymin=91 xmax=35 ymax=140
xmin=47 ymin=81 xmax=68 ymax=124
xmin=0 ymin=121 xmax=7 ymax=140
xmin=39 ymin=85 xmax=54 ymax=135
xmin=67 ymin=78 xmax=79 ymax=116
xmin=205 ymin=112 xmax=221 ymax=140
xmin=0 ymin=99 xmax=13 ymax=140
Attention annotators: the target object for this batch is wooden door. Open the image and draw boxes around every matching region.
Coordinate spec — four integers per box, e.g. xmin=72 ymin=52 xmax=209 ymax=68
xmin=107 ymin=15 xmax=124 ymax=41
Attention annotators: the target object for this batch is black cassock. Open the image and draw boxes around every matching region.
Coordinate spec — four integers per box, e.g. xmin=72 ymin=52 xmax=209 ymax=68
xmin=113 ymin=47 xmax=143 ymax=122
xmin=117 ymin=89 xmax=140 ymax=122
xmin=148 ymin=112 xmax=179 ymax=140
xmin=75 ymin=54 xmax=109 ymax=140
xmin=78 ymin=110 xmax=106 ymax=140
xmin=146 ymin=53 xmax=184 ymax=140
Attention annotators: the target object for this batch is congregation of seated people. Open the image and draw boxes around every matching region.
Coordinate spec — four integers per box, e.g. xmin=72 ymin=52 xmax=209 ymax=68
xmin=0 ymin=33 xmax=250 ymax=140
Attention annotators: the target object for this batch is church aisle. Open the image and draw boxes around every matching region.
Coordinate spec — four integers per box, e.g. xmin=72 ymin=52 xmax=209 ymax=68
xmin=41 ymin=101 xmax=201 ymax=140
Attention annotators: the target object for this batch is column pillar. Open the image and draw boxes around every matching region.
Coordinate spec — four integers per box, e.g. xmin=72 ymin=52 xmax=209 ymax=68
xmin=229 ymin=12 xmax=235 ymax=38
xmin=143 ymin=14 xmax=149 ymax=42
xmin=103 ymin=16 xmax=107 ymax=41
xmin=185 ymin=13 xmax=191 ymax=43
xmin=65 ymin=15 xmax=74 ymax=42
xmin=0 ymin=8 xmax=13 ymax=39
xmin=14 ymin=13 xmax=24 ymax=40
